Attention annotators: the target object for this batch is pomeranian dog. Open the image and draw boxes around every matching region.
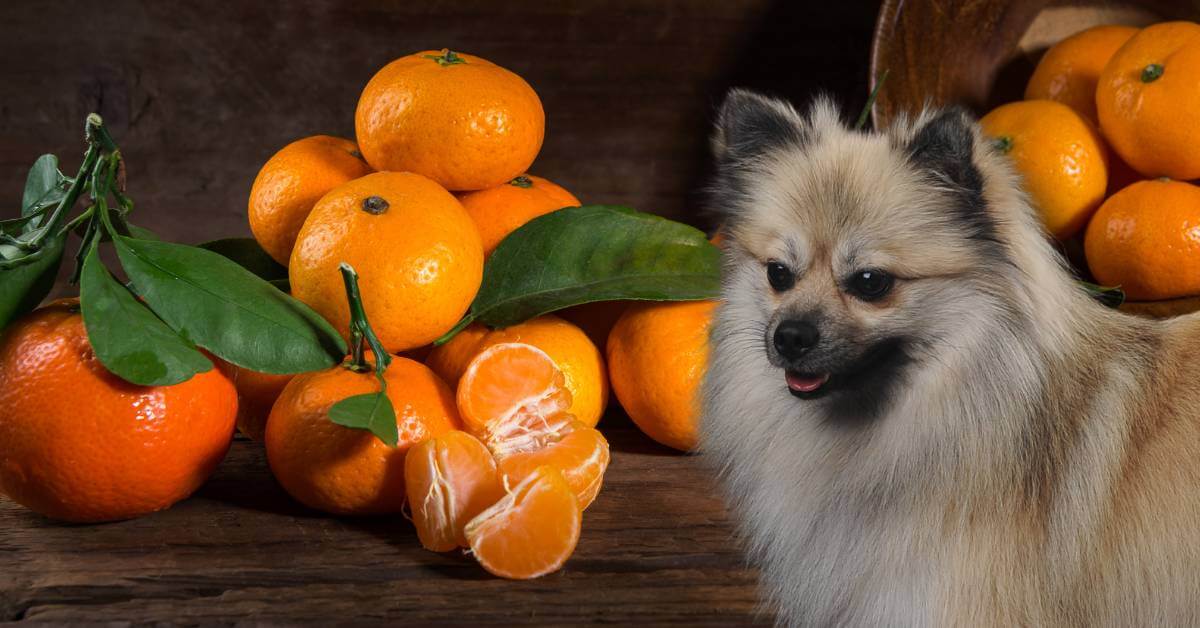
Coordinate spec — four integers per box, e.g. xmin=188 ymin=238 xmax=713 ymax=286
xmin=701 ymin=90 xmax=1200 ymax=626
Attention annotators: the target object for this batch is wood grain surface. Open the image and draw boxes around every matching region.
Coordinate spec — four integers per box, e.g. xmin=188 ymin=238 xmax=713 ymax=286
xmin=869 ymin=0 xmax=1192 ymax=126
xmin=1 ymin=418 xmax=771 ymax=625
xmin=0 ymin=0 xmax=882 ymax=623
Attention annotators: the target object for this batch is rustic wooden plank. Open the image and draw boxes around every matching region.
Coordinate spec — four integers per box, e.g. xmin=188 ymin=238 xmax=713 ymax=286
xmin=0 ymin=416 xmax=770 ymax=624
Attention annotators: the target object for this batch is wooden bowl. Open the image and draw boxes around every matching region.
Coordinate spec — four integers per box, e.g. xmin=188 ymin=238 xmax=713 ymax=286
xmin=869 ymin=0 xmax=1200 ymax=317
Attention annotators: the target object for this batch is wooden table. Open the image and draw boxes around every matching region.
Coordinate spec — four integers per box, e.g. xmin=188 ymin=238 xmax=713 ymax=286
xmin=0 ymin=414 xmax=772 ymax=625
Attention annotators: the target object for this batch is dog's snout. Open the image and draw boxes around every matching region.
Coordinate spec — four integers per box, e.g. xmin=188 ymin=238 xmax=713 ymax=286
xmin=773 ymin=320 xmax=820 ymax=360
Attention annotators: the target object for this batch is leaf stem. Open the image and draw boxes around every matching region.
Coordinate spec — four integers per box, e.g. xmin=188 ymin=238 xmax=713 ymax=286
xmin=338 ymin=263 xmax=391 ymax=382
xmin=854 ymin=69 xmax=890 ymax=131
xmin=432 ymin=314 xmax=474 ymax=346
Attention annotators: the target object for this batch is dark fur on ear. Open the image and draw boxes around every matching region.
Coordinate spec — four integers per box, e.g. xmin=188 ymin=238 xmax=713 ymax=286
xmin=906 ymin=107 xmax=997 ymax=245
xmin=710 ymin=90 xmax=808 ymax=221
xmin=713 ymin=89 xmax=808 ymax=165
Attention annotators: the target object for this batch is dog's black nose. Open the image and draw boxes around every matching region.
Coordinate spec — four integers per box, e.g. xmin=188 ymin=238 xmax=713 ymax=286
xmin=773 ymin=320 xmax=819 ymax=359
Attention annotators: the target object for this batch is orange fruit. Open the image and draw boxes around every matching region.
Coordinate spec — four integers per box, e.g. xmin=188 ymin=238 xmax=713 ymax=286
xmin=979 ymin=100 xmax=1108 ymax=240
xmin=455 ymin=342 xmax=574 ymax=453
xmin=248 ymin=135 xmax=372 ymax=266
xmin=216 ymin=360 xmax=292 ymax=441
xmin=458 ymin=175 xmax=580 ymax=256
xmin=607 ymin=300 xmax=716 ymax=452
xmin=1025 ymin=25 xmax=1139 ymax=124
xmin=0 ymin=299 xmax=237 ymax=522
xmin=496 ymin=420 xmax=609 ymax=510
xmin=558 ymin=300 xmax=630 ymax=351
xmin=464 ymin=465 xmax=581 ymax=580
xmin=405 ymin=430 xmax=505 ymax=552
xmin=428 ymin=315 xmax=608 ymax=427
xmin=265 ymin=355 xmax=460 ymax=515
xmin=1096 ymin=21 xmax=1200 ymax=180
xmin=1084 ymin=179 xmax=1200 ymax=301
xmin=290 ymin=171 xmax=483 ymax=353
xmin=355 ymin=49 xmax=544 ymax=191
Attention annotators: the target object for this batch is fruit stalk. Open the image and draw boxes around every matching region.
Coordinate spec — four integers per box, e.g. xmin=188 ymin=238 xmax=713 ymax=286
xmin=338 ymin=262 xmax=391 ymax=378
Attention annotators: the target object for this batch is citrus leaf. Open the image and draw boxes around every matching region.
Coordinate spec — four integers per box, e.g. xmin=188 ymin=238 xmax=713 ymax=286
xmin=22 ymin=154 xmax=71 ymax=229
xmin=328 ymin=391 xmax=398 ymax=446
xmin=199 ymin=237 xmax=287 ymax=283
xmin=80 ymin=242 xmax=212 ymax=386
xmin=1079 ymin=281 xmax=1125 ymax=309
xmin=0 ymin=231 xmax=66 ymax=329
xmin=113 ymin=235 xmax=346 ymax=374
xmin=125 ymin=224 xmax=159 ymax=241
xmin=446 ymin=205 xmax=720 ymax=336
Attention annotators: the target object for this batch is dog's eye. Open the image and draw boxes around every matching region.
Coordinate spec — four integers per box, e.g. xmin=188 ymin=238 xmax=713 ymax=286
xmin=847 ymin=269 xmax=894 ymax=301
xmin=766 ymin=261 xmax=795 ymax=292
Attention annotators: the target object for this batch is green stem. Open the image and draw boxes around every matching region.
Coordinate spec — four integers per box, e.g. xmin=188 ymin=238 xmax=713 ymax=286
xmin=338 ymin=263 xmax=391 ymax=383
xmin=432 ymin=314 xmax=474 ymax=346
xmin=854 ymin=69 xmax=890 ymax=131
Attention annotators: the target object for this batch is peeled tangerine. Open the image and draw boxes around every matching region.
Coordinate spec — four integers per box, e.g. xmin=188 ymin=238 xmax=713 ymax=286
xmin=456 ymin=342 xmax=610 ymax=509
xmin=464 ymin=465 xmax=581 ymax=580
xmin=405 ymin=430 xmax=505 ymax=552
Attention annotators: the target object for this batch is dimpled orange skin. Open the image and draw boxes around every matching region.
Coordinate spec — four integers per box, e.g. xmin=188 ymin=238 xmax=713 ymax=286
xmin=265 ymin=355 xmax=461 ymax=515
xmin=458 ymin=175 xmax=581 ymax=256
xmin=1025 ymin=25 xmax=1138 ymax=124
xmin=1096 ymin=21 xmax=1200 ymax=180
xmin=248 ymin=135 xmax=372 ymax=266
xmin=1084 ymin=179 xmax=1200 ymax=301
xmin=606 ymin=300 xmax=716 ymax=452
xmin=355 ymin=50 xmax=545 ymax=192
xmin=979 ymin=100 xmax=1108 ymax=240
xmin=0 ymin=300 xmax=237 ymax=523
xmin=289 ymin=171 xmax=483 ymax=353
xmin=427 ymin=315 xmax=608 ymax=428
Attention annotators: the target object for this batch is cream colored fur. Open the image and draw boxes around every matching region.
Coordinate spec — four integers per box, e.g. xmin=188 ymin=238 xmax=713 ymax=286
xmin=701 ymin=94 xmax=1200 ymax=626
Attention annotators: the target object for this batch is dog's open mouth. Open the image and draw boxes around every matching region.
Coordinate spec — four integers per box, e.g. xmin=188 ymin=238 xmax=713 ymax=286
xmin=785 ymin=371 xmax=831 ymax=399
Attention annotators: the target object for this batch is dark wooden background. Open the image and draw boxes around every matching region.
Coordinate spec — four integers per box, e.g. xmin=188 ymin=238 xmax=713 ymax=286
xmin=0 ymin=0 xmax=881 ymax=623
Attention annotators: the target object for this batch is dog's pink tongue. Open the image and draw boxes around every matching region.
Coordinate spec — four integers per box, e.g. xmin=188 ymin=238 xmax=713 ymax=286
xmin=786 ymin=371 xmax=830 ymax=393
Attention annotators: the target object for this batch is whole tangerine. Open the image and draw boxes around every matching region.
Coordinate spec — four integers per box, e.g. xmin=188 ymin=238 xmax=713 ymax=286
xmin=1084 ymin=179 xmax=1200 ymax=301
xmin=355 ymin=49 xmax=544 ymax=191
xmin=0 ymin=299 xmax=237 ymax=523
xmin=289 ymin=171 xmax=484 ymax=353
xmin=265 ymin=355 xmax=460 ymax=515
xmin=1096 ymin=21 xmax=1200 ymax=179
xmin=248 ymin=135 xmax=372 ymax=266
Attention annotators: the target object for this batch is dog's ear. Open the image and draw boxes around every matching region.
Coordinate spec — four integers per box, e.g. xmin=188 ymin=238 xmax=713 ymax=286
xmin=906 ymin=107 xmax=985 ymax=206
xmin=713 ymin=89 xmax=807 ymax=164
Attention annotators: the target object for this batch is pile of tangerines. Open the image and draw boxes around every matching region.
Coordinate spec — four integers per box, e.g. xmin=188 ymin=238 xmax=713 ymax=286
xmin=979 ymin=21 xmax=1200 ymax=306
xmin=0 ymin=50 xmax=715 ymax=580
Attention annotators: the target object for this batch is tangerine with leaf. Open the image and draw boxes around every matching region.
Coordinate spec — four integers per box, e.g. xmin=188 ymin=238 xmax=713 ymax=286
xmin=266 ymin=264 xmax=460 ymax=515
xmin=0 ymin=299 xmax=237 ymax=523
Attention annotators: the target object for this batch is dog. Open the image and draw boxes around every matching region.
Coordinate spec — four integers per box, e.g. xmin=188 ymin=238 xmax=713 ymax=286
xmin=700 ymin=90 xmax=1200 ymax=626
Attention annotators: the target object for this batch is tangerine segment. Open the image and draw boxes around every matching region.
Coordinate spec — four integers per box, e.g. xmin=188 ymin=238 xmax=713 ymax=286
xmin=496 ymin=422 xmax=610 ymax=510
xmin=456 ymin=342 xmax=574 ymax=456
xmin=405 ymin=430 xmax=505 ymax=552
xmin=465 ymin=465 xmax=581 ymax=580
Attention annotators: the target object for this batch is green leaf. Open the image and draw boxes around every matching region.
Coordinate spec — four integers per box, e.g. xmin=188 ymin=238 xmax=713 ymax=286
xmin=125 ymin=224 xmax=159 ymax=241
xmin=22 ymin=155 xmax=71 ymax=228
xmin=0 ymin=231 xmax=66 ymax=329
xmin=198 ymin=237 xmax=287 ymax=282
xmin=1079 ymin=281 xmax=1125 ymax=309
xmin=446 ymin=205 xmax=720 ymax=336
xmin=328 ymin=391 xmax=399 ymax=446
xmin=113 ymin=236 xmax=346 ymax=374
xmin=80 ymin=242 xmax=213 ymax=386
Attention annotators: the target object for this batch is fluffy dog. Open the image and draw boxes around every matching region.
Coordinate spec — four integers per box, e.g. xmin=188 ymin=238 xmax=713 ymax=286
xmin=700 ymin=90 xmax=1200 ymax=626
